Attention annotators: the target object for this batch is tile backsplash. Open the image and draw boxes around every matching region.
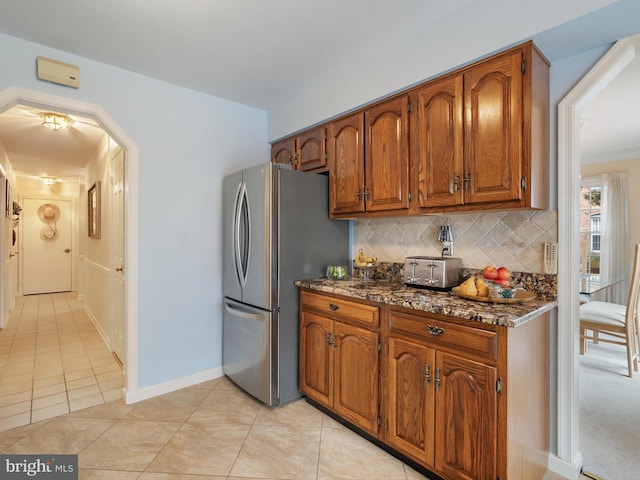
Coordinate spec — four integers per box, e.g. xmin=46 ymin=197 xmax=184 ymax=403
xmin=354 ymin=210 xmax=558 ymax=273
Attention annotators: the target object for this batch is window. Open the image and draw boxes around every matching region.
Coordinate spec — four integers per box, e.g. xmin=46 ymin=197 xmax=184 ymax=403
xmin=590 ymin=214 xmax=601 ymax=252
xmin=579 ymin=183 xmax=602 ymax=275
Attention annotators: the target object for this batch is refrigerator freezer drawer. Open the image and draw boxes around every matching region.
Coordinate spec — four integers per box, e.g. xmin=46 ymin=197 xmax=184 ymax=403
xmin=222 ymin=298 xmax=277 ymax=405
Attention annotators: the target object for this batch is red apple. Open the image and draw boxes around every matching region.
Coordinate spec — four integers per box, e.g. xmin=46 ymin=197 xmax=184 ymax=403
xmin=482 ymin=266 xmax=498 ymax=280
xmin=494 ymin=278 xmax=510 ymax=286
xmin=497 ymin=267 xmax=511 ymax=281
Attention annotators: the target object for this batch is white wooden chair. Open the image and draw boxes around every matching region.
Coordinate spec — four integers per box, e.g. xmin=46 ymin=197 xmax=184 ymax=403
xmin=579 ymin=244 xmax=640 ymax=377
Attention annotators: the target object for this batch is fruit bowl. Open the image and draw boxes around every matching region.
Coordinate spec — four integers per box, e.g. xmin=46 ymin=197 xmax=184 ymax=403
xmin=484 ymin=280 xmax=516 ymax=297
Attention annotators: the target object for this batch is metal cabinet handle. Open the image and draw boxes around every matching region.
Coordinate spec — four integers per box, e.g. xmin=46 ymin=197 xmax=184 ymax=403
xmin=329 ymin=303 xmax=339 ymax=311
xmin=64 ymin=248 xmax=71 ymax=253
xmin=426 ymin=325 xmax=445 ymax=336
xmin=424 ymin=364 xmax=431 ymax=387
xmin=435 ymin=367 xmax=441 ymax=391
xmin=116 ymin=267 xmax=124 ymax=272
xmin=356 ymin=188 xmax=361 ymax=200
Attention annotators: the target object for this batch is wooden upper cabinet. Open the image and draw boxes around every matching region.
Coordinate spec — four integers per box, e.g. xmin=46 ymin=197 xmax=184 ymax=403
xmin=413 ymin=42 xmax=549 ymax=212
xmin=296 ymin=127 xmax=328 ymax=172
xmin=271 ymin=128 xmax=327 ymax=172
xmin=413 ymin=75 xmax=464 ymax=209
xmin=329 ymin=112 xmax=365 ymax=215
xmin=464 ymin=49 xmax=523 ymax=205
xmin=271 ymin=137 xmax=295 ymax=167
xmin=277 ymin=41 xmax=548 ymax=216
xmin=364 ymin=96 xmax=410 ymax=212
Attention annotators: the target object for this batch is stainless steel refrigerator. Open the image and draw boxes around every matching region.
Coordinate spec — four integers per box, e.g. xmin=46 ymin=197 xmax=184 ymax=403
xmin=222 ymin=162 xmax=349 ymax=406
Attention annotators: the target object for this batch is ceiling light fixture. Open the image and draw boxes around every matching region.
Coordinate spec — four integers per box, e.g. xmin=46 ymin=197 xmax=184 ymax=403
xmin=41 ymin=176 xmax=57 ymax=185
xmin=40 ymin=112 xmax=71 ymax=130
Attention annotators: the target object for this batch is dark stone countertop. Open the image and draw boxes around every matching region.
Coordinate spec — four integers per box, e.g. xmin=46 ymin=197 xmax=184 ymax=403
xmin=295 ymin=277 xmax=557 ymax=328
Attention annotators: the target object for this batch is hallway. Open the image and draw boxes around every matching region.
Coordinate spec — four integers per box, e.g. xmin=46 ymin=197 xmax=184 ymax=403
xmin=0 ymin=292 xmax=123 ymax=431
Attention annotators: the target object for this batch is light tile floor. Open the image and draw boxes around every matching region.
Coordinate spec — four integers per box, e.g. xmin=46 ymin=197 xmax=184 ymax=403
xmin=0 ymin=293 xmax=124 ymax=432
xmin=0 ymin=293 xmax=586 ymax=480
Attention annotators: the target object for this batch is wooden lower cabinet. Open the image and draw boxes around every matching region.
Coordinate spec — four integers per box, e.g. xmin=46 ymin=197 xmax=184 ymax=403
xmin=388 ymin=336 xmax=497 ymax=480
xmin=300 ymin=290 xmax=550 ymax=480
xmin=299 ymin=291 xmax=380 ymax=436
xmin=435 ymin=351 xmax=497 ymax=480
xmin=387 ymin=337 xmax=436 ymax=467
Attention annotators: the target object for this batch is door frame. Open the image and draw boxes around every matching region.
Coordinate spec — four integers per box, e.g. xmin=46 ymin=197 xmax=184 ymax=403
xmin=554 ymin=36 xmax=638 ymax=477
xmin=0 ymin=86 xmax=140 ymax=400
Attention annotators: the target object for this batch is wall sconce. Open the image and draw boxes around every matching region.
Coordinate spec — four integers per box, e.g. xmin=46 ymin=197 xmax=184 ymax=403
xmin=438 ymin=225 xmax=454 ymax=256
xmin=40 ymin=112 xmax=71 ymax=130
xmin=41 ymin=176 xmax=57 ymax=185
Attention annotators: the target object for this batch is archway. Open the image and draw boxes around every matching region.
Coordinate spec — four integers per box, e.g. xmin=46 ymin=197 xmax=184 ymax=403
xmin=0 ymin=86 xmax=139 ymax=398
xmin=555 ymin=36 xmax=638 ymax=477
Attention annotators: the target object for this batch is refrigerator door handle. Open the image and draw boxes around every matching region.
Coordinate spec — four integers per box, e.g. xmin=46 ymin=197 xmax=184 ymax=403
xmin=233 ymin=181 xmax=250 ymax=288
xmin=224 ymin=299 xmax=265 ymax=320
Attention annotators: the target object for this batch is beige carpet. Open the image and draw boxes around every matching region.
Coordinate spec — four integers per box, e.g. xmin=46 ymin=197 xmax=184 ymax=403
xmin=579 ymin=337 xmax=640 ymax=480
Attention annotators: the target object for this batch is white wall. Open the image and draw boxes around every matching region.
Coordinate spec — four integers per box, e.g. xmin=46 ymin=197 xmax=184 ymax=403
xmin=80 ymin=135 xmax=112 ymax=343
xmin=0 ymin=138 xmax=16 ymax=325
xmin=266 ymin=0 xmax=617 ymax=141
xmin=0 ymin=32 xmax=269 ymax=390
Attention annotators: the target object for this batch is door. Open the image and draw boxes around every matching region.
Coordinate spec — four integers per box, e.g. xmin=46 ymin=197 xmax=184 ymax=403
xmin=299 ymin=310 xmax=333 ymax=407
xmin=333 ymin=321 xmax=379 ymax=436
xmin=271 ymin=137 xmax=295 ymax=167
xmin=329 ymin=112 xmax=365 ymax=215
xmin=435 ymin=352 xmax=497 ymax=480
xmin=414 ymin=75 xmax=464 ymax=208
xmin=241 ymin=163 xmax=274 ymax=310
xmin=296 ymin=127 xmax=327 ymax=172
xmin=112 ymin=148 xmax=125 ymax=363
xmin=22 ymin=198 xmax=72 ymax=294
xmin=464 ymin=50 xmax=523 ymax=205
xmin=364 ymin=96 xmax=410 ymax=212
xmin=222 ymin=164 xmax=275 ymax=310
xmin=222 ymin=297 xmax=276 ymax=405
xmin=388 ymin=336 xmax=436 ymax=467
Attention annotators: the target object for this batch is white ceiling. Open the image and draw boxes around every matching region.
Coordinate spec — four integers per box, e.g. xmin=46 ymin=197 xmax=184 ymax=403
xmin=0 ymin=0 xmax=639 ymax=182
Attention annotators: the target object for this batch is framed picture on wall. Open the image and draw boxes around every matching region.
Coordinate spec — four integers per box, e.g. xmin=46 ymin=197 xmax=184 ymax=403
xmin=88 ymin=181 xmax=101 ymax=238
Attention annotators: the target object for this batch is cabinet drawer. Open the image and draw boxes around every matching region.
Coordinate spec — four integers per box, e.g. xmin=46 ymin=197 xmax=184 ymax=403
xmin=389 ymin=310 xmax=497 ymax=360
xmin=301 ymin=291 xmax=379 ymax=328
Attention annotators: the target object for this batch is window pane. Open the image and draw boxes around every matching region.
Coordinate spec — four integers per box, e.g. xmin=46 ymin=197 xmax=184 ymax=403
xmin=579 ymin=184 xmax=602 ymax=276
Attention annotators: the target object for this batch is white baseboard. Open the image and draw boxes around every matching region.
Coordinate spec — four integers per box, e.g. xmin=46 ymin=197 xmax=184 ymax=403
xmin=548 ymin=453 xmax=582 ymax=480
xmin=81 ymin=298 xmax=112 ymax=350
xmin=123 ymin=367 xmax=224 ymax=404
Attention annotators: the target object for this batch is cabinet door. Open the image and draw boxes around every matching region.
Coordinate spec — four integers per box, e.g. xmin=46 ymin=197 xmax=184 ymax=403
xmin=387 ymin=337 xmax=436 ymax=468
xmin=297 ymin=127 xmax=327 ymax=172
xmin=334 ymin=322 xmax=379 ymax=436
xmin=271 ymin=138 xmax=296 ymax=168
xmin=329 ymin=113 xmax=365 ymax=215
xmin=435 ymin=352 xmax=497 ymax=480
xmin=464 ymin=50 xmax=523 ymax=204
xmin=299 ymin=312 xmax=334 ymax=408
xmin=364 ymin=96 xmax=410 ymax=212
xmin=414 ymin=76 xmax=464 ymax=208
